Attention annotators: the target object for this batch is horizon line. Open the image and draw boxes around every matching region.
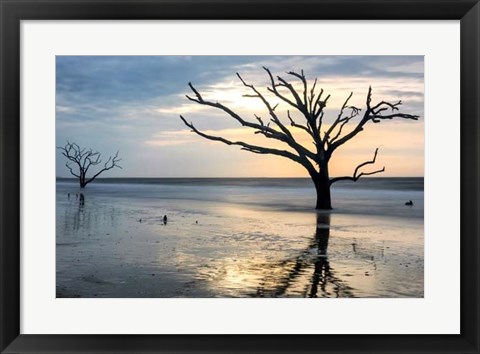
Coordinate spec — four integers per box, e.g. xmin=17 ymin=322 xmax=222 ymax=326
xmin=56 ymin=176 xmax=424 ymax=179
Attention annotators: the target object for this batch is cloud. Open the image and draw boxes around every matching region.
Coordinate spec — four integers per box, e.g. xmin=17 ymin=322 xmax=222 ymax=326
xmin=56 ymin=55 xmax=424 ymax=177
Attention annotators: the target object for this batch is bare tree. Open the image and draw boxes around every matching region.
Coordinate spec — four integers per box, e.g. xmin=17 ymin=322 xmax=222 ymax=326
xmin=180 ymin=67 xmax=419 ymax=209
xmin=58 ymin=142 xmax=122 ymax=188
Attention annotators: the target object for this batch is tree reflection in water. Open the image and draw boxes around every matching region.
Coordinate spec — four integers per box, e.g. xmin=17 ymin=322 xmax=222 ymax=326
xmin=252 ymin=213 xmax=354 ymax=298
xmin=72 ymin=195 xmax=85 ymax=232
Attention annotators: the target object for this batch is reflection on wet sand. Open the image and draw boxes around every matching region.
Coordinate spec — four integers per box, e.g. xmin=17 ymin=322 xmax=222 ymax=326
xmin=62 ymin=194 xmax=118 ymax=233
xmin=72 ymin=196 xmax=85 ymax=231
xmin=250 ymin=213 xmax=354 ymax=298
xmin=57 ymin=181 xmax=424 ymax=298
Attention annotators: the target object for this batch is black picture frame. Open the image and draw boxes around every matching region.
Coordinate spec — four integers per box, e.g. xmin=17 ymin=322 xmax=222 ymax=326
xmin=1 ymin=0 xmax=479 ymax=353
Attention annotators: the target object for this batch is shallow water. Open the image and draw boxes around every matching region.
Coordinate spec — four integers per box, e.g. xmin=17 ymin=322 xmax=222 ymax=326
xmin=56 ymin=178 xmax=423 ymax=298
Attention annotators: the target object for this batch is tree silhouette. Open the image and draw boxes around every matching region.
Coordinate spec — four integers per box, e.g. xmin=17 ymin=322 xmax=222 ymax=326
xmin=58 ymin=142 xmax=121 ymax=188
xmin=180 ymin=67 xmax=419 ymax=209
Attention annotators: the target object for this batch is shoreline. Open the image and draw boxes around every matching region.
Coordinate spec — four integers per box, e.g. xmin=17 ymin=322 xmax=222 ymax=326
xmin=56 ymin=179 xmax=424 ymax=220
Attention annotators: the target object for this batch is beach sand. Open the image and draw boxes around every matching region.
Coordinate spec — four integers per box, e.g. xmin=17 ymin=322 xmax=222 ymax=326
xmin=56 ymin=178 xmax=423 ymax=298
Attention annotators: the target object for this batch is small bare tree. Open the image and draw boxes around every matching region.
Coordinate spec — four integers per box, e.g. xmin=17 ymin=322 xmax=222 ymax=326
xmin=180 ymin=67 xmax=419 ymax=209
xmin=58 ymin=142 xmax=122 ymax=188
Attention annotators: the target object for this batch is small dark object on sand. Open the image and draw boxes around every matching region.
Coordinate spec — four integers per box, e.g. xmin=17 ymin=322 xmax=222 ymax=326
xmin=196 ymin=220 xmax=198 ymax=224
xmin=163 ymin=215 xmax=168 ymax=225
xmin=138 ymin=218 xmax=142 ymax=223
xmin=405 ymin=200 xmax=413 ymax=206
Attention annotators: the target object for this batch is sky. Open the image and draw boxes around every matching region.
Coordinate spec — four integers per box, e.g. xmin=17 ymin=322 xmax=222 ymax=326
xmin=56 ymin=56 xmax=424 ymax=178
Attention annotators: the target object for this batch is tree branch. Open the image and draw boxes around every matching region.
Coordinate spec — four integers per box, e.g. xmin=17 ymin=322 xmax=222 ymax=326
xmin=287 ymin=110 xmax=312 ymax=135
xmin=263 ymin=67 xmax=302 ymax=112
xmin=65 ymin=162 xmax=80 ymax=178
xmin=85 ymin=151 xmax=122 ymax=185
xmin=308 ymin=77 xmax=318 ymax=113
xmin=369 ymin=112 xmax=419 ymax=123
xmin=237 ymin=73 xmax=294 ymax=139
xmin=187 ymin=82 xmax=280 ymax=137
xmin=179 ymin=115 xmax=304 ymax=164
xmin=329 ymin=87 xmax=419 ymax=153
xmin=329 ymin=147 xmax=385 ymax=185
xmin=186 ymin=78 xmax=317 ymax=162
xmin=323 ymin=92 xmax=355 ymax=144
xmin=286 ymin=70 xmax=308 ymax=108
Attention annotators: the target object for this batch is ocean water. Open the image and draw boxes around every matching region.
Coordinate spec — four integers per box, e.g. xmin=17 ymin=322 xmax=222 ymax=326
xmin=56 ymin=177 xmax=423 ymax=217
xmin=56 ymin=177 xmax=424 ymax=298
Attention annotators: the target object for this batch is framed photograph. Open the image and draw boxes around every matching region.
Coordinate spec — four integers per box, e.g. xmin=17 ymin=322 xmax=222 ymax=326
xmin=1 ymin=0 xmax=478 ymax=353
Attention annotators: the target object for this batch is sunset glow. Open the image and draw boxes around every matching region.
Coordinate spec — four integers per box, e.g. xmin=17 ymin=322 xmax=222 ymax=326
xmin=56 ymin=56 xmax=424 ymax=178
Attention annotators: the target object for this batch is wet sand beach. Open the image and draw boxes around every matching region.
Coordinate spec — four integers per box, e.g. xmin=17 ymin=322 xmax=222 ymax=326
xmin=56 ymin=178 xmax=423 ymax=298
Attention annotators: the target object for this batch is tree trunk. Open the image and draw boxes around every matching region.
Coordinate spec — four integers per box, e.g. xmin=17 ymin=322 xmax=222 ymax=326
xmin=80 ymin=170 xmax=86 ymax=188
xmin=312 ymin=171 xmax=332 ymax=210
